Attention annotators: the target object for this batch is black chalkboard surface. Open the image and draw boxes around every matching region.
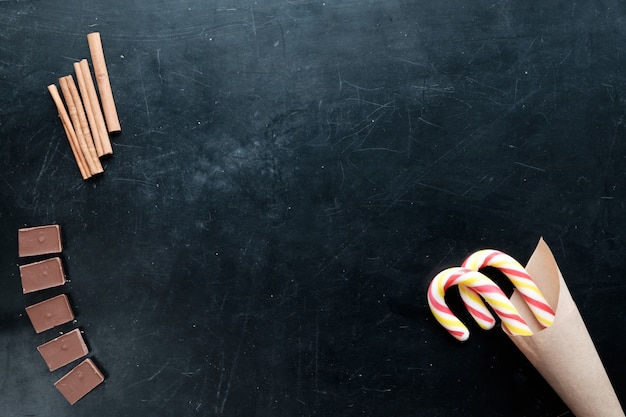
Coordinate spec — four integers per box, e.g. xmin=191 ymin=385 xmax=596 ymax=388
xmin=0 ymin=1 xmax=624 ymax=416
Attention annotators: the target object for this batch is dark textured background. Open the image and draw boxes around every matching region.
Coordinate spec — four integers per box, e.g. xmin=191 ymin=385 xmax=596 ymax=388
xmin=0 ymin=1 xmax=625 ymax=416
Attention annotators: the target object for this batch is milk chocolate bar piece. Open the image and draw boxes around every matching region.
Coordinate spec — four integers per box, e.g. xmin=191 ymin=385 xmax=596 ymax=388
xmin=19 ymin=257 xmax=66 ymax=294
xmin=18 ymin=225 xmax=63 ymax=257
xmin=55 ymin=358 xmax=104 ymax=405
xmin=37 ymin=329 xmax=88 ymax=371
xmin=25 ymin=294 xmax=74 ymax=333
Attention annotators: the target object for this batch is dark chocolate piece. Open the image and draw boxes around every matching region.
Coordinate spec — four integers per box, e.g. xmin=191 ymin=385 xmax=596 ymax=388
xmin=18 ymin=224 xmax=63 ymax=257
xmin=25 ymin=294 xmax=74 ymax=333
xmin=19 ymin=257 xmax=66 ymax=294
xmin=55 ymin=358 xmax=104 ymax=405
xmin=37 ymin=328 xmax=88 ymax=371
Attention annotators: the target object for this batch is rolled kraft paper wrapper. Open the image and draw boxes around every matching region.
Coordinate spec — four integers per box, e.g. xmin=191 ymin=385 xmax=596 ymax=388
xmin=507 ymin=238 xmax=625 ymax=417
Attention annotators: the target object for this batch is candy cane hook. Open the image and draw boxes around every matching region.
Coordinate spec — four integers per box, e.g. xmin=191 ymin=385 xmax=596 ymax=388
xmin=427 ymin=267 xmax=533 ymax=341
xmin=462 ymin=250 xmax=555 ymax=328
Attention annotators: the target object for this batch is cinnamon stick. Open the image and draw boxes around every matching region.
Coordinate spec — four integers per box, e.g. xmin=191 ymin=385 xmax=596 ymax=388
xmin=87 ymin=32 xmax=121 ymax=133
xmin=62 ymin=123 xmax=91 ymax=180
xmin=78 ymin=59 xmax=112 ymax=156
xmin=58 ymin=76 xmax=103 ymax=176
xmin=47 ymin=84 xmax=90 ymax=179
xmin=64 ymin=75 xmax=103 ymax=175
xmin=73 ymin=61 xmax=103 ymax=157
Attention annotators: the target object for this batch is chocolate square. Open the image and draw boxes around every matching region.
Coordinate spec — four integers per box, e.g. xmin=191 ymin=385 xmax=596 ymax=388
xmin=19 ymin=257 xmax=66 ymax=293
xmin=25 ymin=294 xmax=74 ymax=333
xmin=37 ymin=328 xmax=88 ymax=371
xmin=55 ymin=359 xmax=104 ymax=405
xmin=18 ymin=225 xmax=63 ymax=257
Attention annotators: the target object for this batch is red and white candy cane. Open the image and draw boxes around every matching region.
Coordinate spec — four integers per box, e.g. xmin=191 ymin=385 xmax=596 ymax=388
xmin=427 ymin=267 xmax=533 ymax=341
xmin=462 ymin=250 xmax=555 ymax=328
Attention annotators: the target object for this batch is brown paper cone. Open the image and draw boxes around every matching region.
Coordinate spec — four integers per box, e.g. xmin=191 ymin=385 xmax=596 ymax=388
xmin=505 ymin=238 xmax=624 ymax=417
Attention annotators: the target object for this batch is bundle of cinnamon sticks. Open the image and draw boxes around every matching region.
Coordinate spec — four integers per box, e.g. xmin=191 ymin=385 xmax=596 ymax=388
xmin=48 ymin=32 xmax=121 ymax=180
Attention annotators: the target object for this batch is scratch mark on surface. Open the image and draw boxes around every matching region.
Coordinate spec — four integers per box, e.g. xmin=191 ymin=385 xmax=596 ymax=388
xmin=129 ymin=295 xmax=147 ymax=324
xmin=351 ymin=147 xmax=401 ymax=153
xmin=337 ymin=64 xmax=343 ymax=93
xmin=140 ymin=71 xmax=150 ymax=126
xmin=411 ymin=84 xmax=455 ymax=94
xmin=338 ymin=160 xmax=345 ymax=189
xmin=214 ymin=352 xmax=226 ymax=407
xmin=465 ymin=76 xmax=507 ymax=95
xmin=389 ymin=56 xmax=428 ymax=67
xmin=558 ymin=236 xmax=567 ymax=259
xmin=416 ymin=182 xmax=459 ymax=196
xmin=157 ymin=376 xmax=186 ymax=409
xmin=355 ymin=386 xmax=392 ymax=394
xmin=148 ymin=361 xmax=170 ymax=381
xmin=156 ymin=48 xmax=164 ymax=83
xmin=559 ymin=49 xmax=572 ymax=65
xmin=171 ymin=71 xmax=211 ymax=89
xmin=0 ymin=172 xmax=28 ymax=208
xmin=181 ymin=367 xmax=201 ymax=377
xmin=34 ymin=127 xmax=57 ymax=187
xmin=375 ymin=313 xmax=392 ymax=326
xmin=514 ymin=161 xmax=545 ymax=172
xmin=346 ymin=158 xmax=377 ymax=185
xmin=217 ymin=300 xmax=250 ymax=414
xmin=249 ymin=2 xmax=257 ymax=37
xmin=314 ymin=314 xmax=319 ymax=392
xmin=342 ymin=80 xmax=385 ymax=92
xmin=108 ymin=177 xmax=160 ymax=188
xmin=417 ymin=117 xmax=442 ymax=129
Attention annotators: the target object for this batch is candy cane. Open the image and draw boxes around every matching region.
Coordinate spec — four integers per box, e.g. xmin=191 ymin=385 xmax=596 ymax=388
xmin=427 ymin=267 xmax=533 ymax=341
xmin=458 ymin=284 xmax=496 ymax=330
xmin=462 ymin=250 xmax=555 ymax=328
